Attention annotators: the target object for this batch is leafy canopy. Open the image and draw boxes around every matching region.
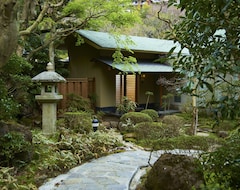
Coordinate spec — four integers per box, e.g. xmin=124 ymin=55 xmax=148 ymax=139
xmin=18 ymin=0 xmax=141 ymax=61
xmin=168 ymin=0 xmax=240 ymax=118
xmin=63 ymin=0 xmax=140 ymax=29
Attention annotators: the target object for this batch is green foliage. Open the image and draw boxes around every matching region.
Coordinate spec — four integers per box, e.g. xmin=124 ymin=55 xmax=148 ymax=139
xmin=0 ymin=54 xmax=34 ymax=120
xmin=63 ymin=0 xmax=141 ymax=30
xmin=0 ymin=132 xmax=31 ymax=166
xmin=117 ymin=96 xmax=137 ymax=114
xmin=150 ymin=135 xmax=223 ymax=151
xmin=38 ymin=18 xmax=55 ymax=31
xmin=0 ymin=93 xmax=20 ymax=120
xmin=168 ymin=0 xmax=240 ymax=119
xmin=120 ymin=112 xmax=152 ymax=125
xmin=0 ymin=167 xmax=37 ymax=190
xmin=119 ymin=112 xmax=152 ymax=133
xmin=16 ymin=0 xmax=142 ymax=76
xmin=134 ymin=121 xmax=179 ymax=141
xmin=162 ymin=114 xmax=184 ymax=129
xmin=8 ymin=129 xmax=122 ymax=188
xmin=66 ymin=93 xmax=93 ymax=113
xmin=60 ymin=111 xmax=92 ymax=134
xmin=161 ymin=93 xmax=174 ymax=110
xmin=112 ymin=48 xmax=138 ymax=75
xmin=141 ymin=109 xmax=159 ymax=121
xmin=202 ymin=129 xmax=240 ymax=189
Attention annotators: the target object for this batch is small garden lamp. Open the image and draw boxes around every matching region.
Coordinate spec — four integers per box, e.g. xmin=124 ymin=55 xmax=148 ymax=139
xmin=92 ymin=116 xmax=99 ymax=132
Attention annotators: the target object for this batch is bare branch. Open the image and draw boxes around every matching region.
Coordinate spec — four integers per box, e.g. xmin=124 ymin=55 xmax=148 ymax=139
xmin=216 ymin=74 xmax=239 ymax=87
xmin=26 ymin=9 xmax=109 ymax=60
xmin=157 ymin=6 xmax=173 ymax=31
xmin=156 ymin=76 xmax=185 ymax=93
xmin=50 ymin=0 xmax=64 ymax=7
xmin=19 ymin=2 xmax=49 ymax=36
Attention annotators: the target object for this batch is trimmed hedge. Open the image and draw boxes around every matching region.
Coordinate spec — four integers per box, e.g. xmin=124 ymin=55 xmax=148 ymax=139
xmin=134 ymin=121 xmax=180 ymax=142
xmin=151 ymin=135 xmax=224 ymax=151
xmin=141 ymin=109 xmax=159 ymax=121
xmin=120 ymin=112 xmax=153 ymax=124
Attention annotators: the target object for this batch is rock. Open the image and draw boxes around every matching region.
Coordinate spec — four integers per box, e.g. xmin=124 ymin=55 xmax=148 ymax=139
xmin=123 ymin=133 xmax=136 ymax=139
xmin=144 ymin=153 xmax=205 ymax=190
xmin=0 ymin=121 xmax=32 ymax=142
xmin=101 ymin=121 xmax=119 ymax=129
xmin=218 ymin=130 xmax=228 ymax=138
xmin=0 ymin=121 xmax=33 ymax=166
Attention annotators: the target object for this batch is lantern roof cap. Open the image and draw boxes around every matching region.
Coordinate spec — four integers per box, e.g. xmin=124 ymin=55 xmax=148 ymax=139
xmin=32 ymin=62 xmax=66 ymax=83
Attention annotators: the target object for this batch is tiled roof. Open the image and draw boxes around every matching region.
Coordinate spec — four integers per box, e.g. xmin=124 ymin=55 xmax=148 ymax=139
xmin=97 ymin=58 xmax=174 ymax=73
xmin=76 ymin=30 xmax=189 ymax=54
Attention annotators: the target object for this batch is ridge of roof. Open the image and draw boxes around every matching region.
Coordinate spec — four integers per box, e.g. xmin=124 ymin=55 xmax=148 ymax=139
xmin=76 ymin=30 xmax=189 ymax=54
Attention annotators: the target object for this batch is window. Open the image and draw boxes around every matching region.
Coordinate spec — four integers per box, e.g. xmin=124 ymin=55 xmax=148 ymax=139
xmin=174 ymin=95 xmax=181 ymax=103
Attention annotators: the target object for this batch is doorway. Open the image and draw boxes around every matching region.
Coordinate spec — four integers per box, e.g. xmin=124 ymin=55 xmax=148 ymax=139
xmin=115 ymin=74 xmax=136 ymax=105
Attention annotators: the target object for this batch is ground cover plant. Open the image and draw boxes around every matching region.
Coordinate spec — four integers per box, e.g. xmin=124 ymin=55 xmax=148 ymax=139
xmin=0 ymin=121 xmax=122 ymax=189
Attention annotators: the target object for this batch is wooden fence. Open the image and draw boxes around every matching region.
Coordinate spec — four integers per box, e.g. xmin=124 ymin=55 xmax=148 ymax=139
xmin=58 ymin=78 xmax=95 ymax=109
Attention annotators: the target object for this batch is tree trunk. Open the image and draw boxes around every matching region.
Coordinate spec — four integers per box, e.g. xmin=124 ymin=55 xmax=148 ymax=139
xmin=0 ymin=0 xmax=18 ymax=68
xmin=49 ymin=25 xmax=56 ymax=70
xmin=192 ymin=96 xmax=198 ymax=135
xmin=16 ymin=0 xmax=37 ymax=57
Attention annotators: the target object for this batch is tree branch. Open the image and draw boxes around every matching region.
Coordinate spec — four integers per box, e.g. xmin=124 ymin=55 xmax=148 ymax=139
xmin=26 ymin=9 xmax=109 ymax=61
xmin=157 ymin=6 xmax=173 ymax=31
xmin=216 ymin=74 xmax=239 ymax=87
xmin=50 ymin=0 xmax=64 ymax=7
xmin=19 ymin=2 xmax=49 ymax=36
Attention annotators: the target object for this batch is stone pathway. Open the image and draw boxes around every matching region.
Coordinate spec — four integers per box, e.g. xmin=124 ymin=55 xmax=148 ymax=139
xmin=39 ymin=148 xmax=202 ymax=190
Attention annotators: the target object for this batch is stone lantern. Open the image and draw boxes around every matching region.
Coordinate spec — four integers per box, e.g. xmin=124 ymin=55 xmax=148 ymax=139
xmin=32 ymin=62 xmax=66 ymax=134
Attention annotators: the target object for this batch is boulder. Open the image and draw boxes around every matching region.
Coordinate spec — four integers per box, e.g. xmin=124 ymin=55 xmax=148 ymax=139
xmin=218 ymin=130 xmax=228 ymax=138
xmin=144 ymin=153 xmax=205 ymax=190
xmin=0 ymin=121 xmax=33 ymax=166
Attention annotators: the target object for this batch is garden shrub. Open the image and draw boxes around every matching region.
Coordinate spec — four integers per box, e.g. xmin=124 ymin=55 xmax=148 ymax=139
xmin=151 ymin=135 xmax=224 ymax=151
xmin=56 ymin=129 xmax=123 ymax=161
xmin=116 ymin=96 xmax=137 ymax=114
xmin=66 ymin=93 xmax=93 ymax=113
xmin=0 ymin=54 xmax=34 ymax=120
xmin=141 ymin=109 xmax=159 ymax=121
xmin=61 ymin=112 xmax=92 ymax=134
xmin=119 ymin=112 xmax=152 ymax=133
xmin=201 ymin=129 xmax=240 ymax=189
xmin=120 ymin=112 xmax=152 ymax=124
xmin=162 ymin=114 xmax=184 ymax=126
xmin=134 ymin=121 xmax=179 ymax=142
xmin=215 ymin=119 xmax=239 ymax=131
xmin=161 ymin=114 xmax=184 ymax=135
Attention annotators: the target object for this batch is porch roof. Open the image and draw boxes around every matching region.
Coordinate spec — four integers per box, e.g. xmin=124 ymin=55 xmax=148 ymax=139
xmin=97 ymin=58 xmax=175 ymax=73
xmin=77 ymin=30 xmax=189 ymax=55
